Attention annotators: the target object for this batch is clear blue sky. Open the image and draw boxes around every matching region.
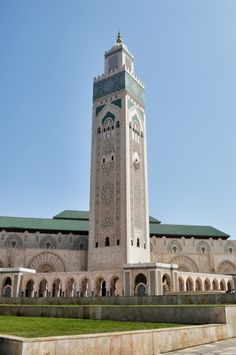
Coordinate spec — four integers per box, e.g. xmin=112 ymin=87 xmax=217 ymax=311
xmin=0 ymin=1 xmax=235 ymax=237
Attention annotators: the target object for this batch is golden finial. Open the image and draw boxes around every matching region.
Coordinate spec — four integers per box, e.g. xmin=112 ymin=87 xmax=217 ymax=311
xmin=116 ymin=31 xmax=122 ymax=44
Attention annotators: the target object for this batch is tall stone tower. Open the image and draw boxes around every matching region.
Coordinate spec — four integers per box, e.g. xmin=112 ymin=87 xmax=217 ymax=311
xmin=88 ymin=34 xmax=150 ymax=271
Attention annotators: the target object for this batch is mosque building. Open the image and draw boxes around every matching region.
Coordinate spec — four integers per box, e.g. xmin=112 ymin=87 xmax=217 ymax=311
xmin=0 ymin=34 xmax=235 ymax=298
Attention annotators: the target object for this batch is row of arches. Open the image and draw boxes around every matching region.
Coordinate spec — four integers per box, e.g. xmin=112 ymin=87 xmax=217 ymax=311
xmin=1 ymin=271 xmax=235 ymax=297
xmin=161 ymin=272 xmax=234 ymax=294
xmin=20 ymin=275 xmax=121 ymax=298
xmin=178 ymin=276 xmax=234 ymax=293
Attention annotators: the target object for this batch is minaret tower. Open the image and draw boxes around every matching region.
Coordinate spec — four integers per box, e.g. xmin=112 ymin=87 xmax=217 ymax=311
xmin=88 ymin=34 xmax=150 ymax=271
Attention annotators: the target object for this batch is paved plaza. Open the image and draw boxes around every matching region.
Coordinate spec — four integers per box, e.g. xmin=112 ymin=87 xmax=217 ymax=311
xmin=164 ymin=337 xmax=236 ymax=354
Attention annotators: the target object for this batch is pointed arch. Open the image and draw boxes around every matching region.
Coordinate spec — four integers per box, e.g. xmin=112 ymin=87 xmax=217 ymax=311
xmin=170 ymin=256 xmax=198 ymax=272
xmin=28 ymin=252 xmax=65 ymax=272
xmin=218 ymin=260 xmax=236 ymax=274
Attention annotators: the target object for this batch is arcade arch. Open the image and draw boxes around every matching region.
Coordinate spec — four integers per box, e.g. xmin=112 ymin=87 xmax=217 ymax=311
xmin=2 ymin=277 xmax=12 ymax=297
xmin=109 ymin=276 xmax=120 ymax=296
xmin=212 ymin=279 xmax=219 ymax=291
xmin=134 ymin=273 xmax=147 ymax=296
xmin=186 ymin=277 xmax=194 ymax=291
xmin=162 ymin=273 xmax=171 ymax=293
xmin=25 ymin=279 xmax=35 ymax=297
xmin=96 ymin=277 xmax=107 ymax=296
xmin=38 ymin=279 xmax=48 ymax=297
xmin=204 ymin=278 xmax=211 ymax=291
xmin=65 ymin=278 xmax=76 ymax=297
xmin=52 ymin=279 xmax=62 ymax=297
xmin=80 ymin=277 xmax=90 ymax=297
xmin=178 ymin=276 xmax=185 ymax=292
xmin=220 ymin=279 xmax=226 ymax=291
xmin=195 ymin=278 xmax=203 ymax=292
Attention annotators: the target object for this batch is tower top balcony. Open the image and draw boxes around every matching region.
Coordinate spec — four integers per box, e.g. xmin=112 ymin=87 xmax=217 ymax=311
xmin=104 ymin=33 xmax=134 ymax=75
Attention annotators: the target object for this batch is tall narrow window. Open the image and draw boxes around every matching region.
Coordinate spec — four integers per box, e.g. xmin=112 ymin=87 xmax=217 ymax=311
xmin=105 ymin=237 xmax=110 ymax=247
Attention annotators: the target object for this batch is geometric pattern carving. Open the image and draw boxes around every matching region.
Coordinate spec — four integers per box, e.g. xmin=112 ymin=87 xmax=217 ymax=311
xmin=101 ymin=183 xmax=114 ymax=206
xmin=39 ymin=235 xmax=57 ymax=249
xmin=102 ymin=141 xmax=114 ymax=154
xmin=196 ymin=241 xmax=210 ymax=254
xmin=218 ymin=260 xmax=236 ymax=274
xmin=101 ymin=216 xmax=114 ymax=228
xmin=73 ymin=236 xmax=88 ymax=250
xmin=5 ymin=234 xmax=23 ymax=248
xmin=167 ymin=240 xmax=183 ymax=253
xmin=170 ymin=256 xmax=199 ymax=272
xmin=224 ymin=241 xmax=236 ymax=254
xmin=28 ymin=252 xmax=65 ymax=272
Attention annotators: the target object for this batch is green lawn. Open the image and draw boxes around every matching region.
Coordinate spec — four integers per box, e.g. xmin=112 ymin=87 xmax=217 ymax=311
xmin=0 ymin=316 xmax=187 ymax=338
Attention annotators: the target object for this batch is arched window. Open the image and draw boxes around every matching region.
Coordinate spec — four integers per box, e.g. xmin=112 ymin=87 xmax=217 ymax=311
xmin=95 ymin=242 xmax=98 ymax=248
xmin=105 ymin=237 xmax=110 ymax=247
xmin=79 ymin=243 xmax=84 ymax=250
xmin=132 ymin=119 xmax=140 ymax=142
xmin=46 ymin=242 xmax=51 ymax=249
xmin=137 ymin=238 xmax=140 ymax=247
xmin=116 ymin=121 xmax=120 ymax=128
xmin=11 ymin=240 xmax=16 ymax=248
xmin=97 ymin=127 xmax=101 ymax=134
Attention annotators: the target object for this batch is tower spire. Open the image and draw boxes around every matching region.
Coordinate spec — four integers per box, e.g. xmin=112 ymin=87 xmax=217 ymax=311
xmin=116 ymin=31 xmax=122 ymax=44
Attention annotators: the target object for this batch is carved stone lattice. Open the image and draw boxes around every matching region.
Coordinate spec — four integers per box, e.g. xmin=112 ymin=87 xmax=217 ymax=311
xmin=167 ymin=240 xmax=183 ymax=253
xmin=102 ymin=141 xmax=114 ymax=154
xmin=73 ymin=236 xmax=88 ymax=250
xmin=101 ymin=183 xmax=114 ymax=206
xmin=5 ymin=234 xmax=23 ymax=248
xmin=196 ymin=241 xmax=210 ymax=254
xmin=39 ymin=235 xmax=57 ymax=249
xmin=101 ymin=216 xmax=114 ymax=228
xmin=28 ymin=252 xmax=65 ymax=272
xmin=224 ymin=241 xmax=236 ymax=254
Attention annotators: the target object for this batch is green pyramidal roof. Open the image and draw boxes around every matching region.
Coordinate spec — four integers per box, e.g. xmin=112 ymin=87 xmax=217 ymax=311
xmin=0 ymin=210 xmax=229 ymax=239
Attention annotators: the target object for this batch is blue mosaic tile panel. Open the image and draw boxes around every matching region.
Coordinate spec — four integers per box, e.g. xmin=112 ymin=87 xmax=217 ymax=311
xmin=93 ymin=71 xmax=145 ymax=106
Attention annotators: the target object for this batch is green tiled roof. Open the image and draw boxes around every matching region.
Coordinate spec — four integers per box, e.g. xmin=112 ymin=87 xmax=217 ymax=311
xmin=53 ymin=210 xmax=89 ymax=221
xmin=0 ymin=216 xmax=89 ymax=233
xmin=150 ymin=223 xmax=229 ymax=239
xmin=0 ymin=210 xmax=229 ymax=239
xmin=53 ymin=210 xmax=161 ymax=224
xmin=149 ymin=216 xmax=161 ymax=224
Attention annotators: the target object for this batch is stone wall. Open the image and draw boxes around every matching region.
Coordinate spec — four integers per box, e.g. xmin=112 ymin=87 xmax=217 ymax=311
xmin=2 ymin=305 xmax=236 ymax=354
xmin=151 ymin=236 xmax=236 ymax=274
xmin=0 ymin=304 xmax=229 ymax=325
xmin=1 ymin=292 xmax=236 ymax=306
xmin=0 ymin=324 xmax=230 ymax=355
